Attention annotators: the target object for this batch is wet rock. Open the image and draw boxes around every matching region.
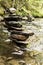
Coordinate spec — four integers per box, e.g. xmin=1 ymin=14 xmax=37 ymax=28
xmin=12 ymin=50 xmax=24 ymax=55
xmin=4 ymin=15 xmax=22 ymax=21
xmin=8 ymin=27 xmax=23 ymax=31
xmin=9 ymin=30 xmax=22 ymax=32
xmin=4 ymin=24 xmax=23 ymax=31
xmin=11 ymin=30 xmax=34 ymax=36
xmin=20 ymin=48 xmax=30 ymax=51
xmin=6 ymin=57 xmax=13 ymax=61
xmin=5 ymin=22 xmax=22 ymax=28
xmin=4 ymin=14 xmax=34 ymax=58
xmin=13 ymin=46 xmax=20 ymax=52
xmin=11 ymin=34 xmax=28 ymax=41
xmin=12 ymin=39 xmax=28 ymax=45
xmin=3 ymin=30 xmax=9 ymax=33
xmin=11 ymin=30 xmax=34 ymax=41
xmin=19 ymin=60 xmax=26 ymax=65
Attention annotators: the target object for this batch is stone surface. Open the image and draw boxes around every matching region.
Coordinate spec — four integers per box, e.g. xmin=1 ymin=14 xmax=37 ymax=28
xmin=0 ymin=18 xmax=43 ymax=65
xmin=11 ymin=34 xmax=28 ymax=41
xmin=11 ymin=39 xmax=28 ymax=45
xmin=0 ymin=16 xmax=3 ymax=21
xmin=4 ymin=24 xmax=23 ymax=31
xmin=5 ymin=21 xmax=22 ymax=28
xmin=11 ymin=30 xmax=34 ymax=36
xmin=12 ymin=50 xmax=24 ymax=55
xmin=4 ymin=15 xmax=22 ymax=21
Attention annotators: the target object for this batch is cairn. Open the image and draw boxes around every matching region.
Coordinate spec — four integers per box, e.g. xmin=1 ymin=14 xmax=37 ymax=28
xmin=4 ymin=14 xmax=34 ymax=55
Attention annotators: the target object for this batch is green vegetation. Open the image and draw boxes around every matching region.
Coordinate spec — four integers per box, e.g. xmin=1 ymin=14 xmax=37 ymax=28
xmin=0 ymin=0 xmax=43 ymax=17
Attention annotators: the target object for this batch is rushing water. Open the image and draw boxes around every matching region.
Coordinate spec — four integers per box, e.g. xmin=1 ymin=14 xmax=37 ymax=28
xmin=0 ymin=18 xmax=43 ymax=65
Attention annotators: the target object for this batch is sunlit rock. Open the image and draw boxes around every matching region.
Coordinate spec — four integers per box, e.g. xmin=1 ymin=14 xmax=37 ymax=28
xmin=9 ymin=8 xmax=16 ymax=11
xmin=12 ymin=50 xmax=24 ymax=55
xmin=0 ymin=16 xmax=3 ymax=21
xmin=3 ymin=30 xmax=8 ymax=33
xmin=5 ymin=22 xmax=22 ymax=28
xmin=19 ymin=60 xmax=26 ymax=65
xmin=5 ymin=39 xmax=11 ymax=42
xmin=9 ymin=8 xmax=16 ymax=14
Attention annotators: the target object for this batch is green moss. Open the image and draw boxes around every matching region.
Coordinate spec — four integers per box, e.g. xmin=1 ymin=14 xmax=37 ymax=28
xmin=0 ymin=7 xmax=4 ymax=15
xmin=0 ymin=0 xmax=43 ymax=17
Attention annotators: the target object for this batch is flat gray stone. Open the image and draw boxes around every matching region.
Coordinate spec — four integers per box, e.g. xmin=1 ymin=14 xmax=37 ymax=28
xmin=12 ymin=50 xmax=23 ymax=55
xmin=4 ymin=24 xmax=23 ymax=31
xmin=11 ymin=30 xmax=34 ymax=36
xmin=5 ymin=21 xmax=22 ymax=28
xmin=11 ymin=39 xmax=28 ymax=45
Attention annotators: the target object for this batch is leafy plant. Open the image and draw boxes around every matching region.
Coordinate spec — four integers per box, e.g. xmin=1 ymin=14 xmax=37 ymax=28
xmin=0 ymin=0 xmax=43 ymax=17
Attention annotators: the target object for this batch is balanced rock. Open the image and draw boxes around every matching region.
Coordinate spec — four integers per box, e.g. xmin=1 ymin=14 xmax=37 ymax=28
xmin=4 ymin=24 xmax=23 ymax=31
xmin=12 ymin=50 xmax=24 ymax=55
xmin=5 ymin=21 xmax=22 ymax=28
xmin=10 ymin=30 xmax=34 ymax=41
xmin=11 ymin=34 xmax=29 ymax=41
xmin=4 ymin=14 xmax=34 ymax=55
xmin=11 ymin=39 xmax=28 ymax=45
xmin=4 ymin=15 xmax=22 ymax=21
xmin=11 ymin=30 xmax=34 ymax=36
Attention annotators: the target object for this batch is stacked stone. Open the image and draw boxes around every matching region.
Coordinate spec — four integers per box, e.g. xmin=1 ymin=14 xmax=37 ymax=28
xmin=4 ymin=15 xmax=34 ymax=55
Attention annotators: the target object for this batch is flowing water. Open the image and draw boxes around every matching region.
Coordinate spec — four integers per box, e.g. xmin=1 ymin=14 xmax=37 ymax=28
xmin=0 ymin=18 xmax=43 ymax=65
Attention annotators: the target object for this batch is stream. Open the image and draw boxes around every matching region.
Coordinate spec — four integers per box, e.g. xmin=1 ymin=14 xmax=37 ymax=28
xmin=0 ymin=18 xmax=43 ymax=65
